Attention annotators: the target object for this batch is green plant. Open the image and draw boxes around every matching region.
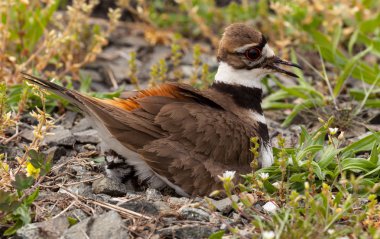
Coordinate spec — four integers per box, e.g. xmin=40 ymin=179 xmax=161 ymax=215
xmin=210 ymin=118 xmax=380 ymax=238
xmin=128 ymin=51 xmax=140 ymax=90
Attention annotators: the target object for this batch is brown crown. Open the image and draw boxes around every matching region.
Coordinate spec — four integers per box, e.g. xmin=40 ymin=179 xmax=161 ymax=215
xmin=217 ymin=23 xmax=264 ymax=69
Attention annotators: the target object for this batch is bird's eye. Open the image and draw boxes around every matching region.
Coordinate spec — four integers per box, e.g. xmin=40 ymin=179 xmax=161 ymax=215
xmin=245 ymin=47 xmax=261 ymax=61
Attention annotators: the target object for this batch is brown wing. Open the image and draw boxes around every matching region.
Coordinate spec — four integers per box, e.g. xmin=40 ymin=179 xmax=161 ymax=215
xmin=138 ymin=102 xmax=255 ymax=195
xmin=22 ymin=73 xmax=256 ymax=196
xmin=81 ymin=84 xmax=256 ymax=196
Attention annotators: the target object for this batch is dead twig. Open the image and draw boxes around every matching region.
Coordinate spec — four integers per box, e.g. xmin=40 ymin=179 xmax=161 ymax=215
xmin=59 ymin=185 xmax=152 ymax=220
xmin=62 ymin=175 xmax=104 ymax=187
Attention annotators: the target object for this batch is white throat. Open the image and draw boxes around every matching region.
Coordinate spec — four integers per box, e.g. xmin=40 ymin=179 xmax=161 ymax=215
xmin=214 ymin=62 xmax=270 ymax=88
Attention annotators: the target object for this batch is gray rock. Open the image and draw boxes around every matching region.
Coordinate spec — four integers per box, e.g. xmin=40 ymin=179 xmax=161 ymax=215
xmin=72 ymin=118 xmax=92 ymax=133
xmin=119 ymin=199 xmax=159 ymax=216
xmin=93 ymin=46 xmax=141 ymax=83
xmin=65 ymin=209 xmax=88 ymax=221
xmin=61 ymin=111 xmax=78 ymax=129
xmin=180 ymin=65 xmax=194 ymax=78
xmin=77 ymin=144 xmax=97 ymax=153
xmin=20 ymin=129 xmax=34 ymax=141
xmin=146 ymin=188 xmax=163 ymax=201
xmin=167 ymin=197 xmax=190 ymax=207
xmin=43 ymin=127 xmax=75 ymax=146
xmin=111 ymin=34 xmax=149 ymax=48
xmin=79 ymin=69 xmax=103 ymax=82
xmin=153 ymin=201 xmax=172 ymax=213
xmin=92 ymin=177 xmax=128 ymax=197
xmin=138 ymin=46 xmax=171 ymax=80
xmin=59 ymin=184 xmax=93 ymax=198
xmin=179 ymin=207 xmax=210 ymax=221
xmin=158 ymin=225 xmax=216 ymax=239
xmin=98 ymin=46 xmax=135 ymax=61
xmin=63 ymin=211 xmax=128 ymax=239
xmin=68 ymin=165 xmax=87 ymax=176
xmin=16 ymin=216 xmax=69 ymax=239
xmin=209 ymin=195 xmax=239 ymax=214
xmin=73 ymin=129 xmax=101 ymax=144
xmin=43 ymin=146 xmax=67 ymax=162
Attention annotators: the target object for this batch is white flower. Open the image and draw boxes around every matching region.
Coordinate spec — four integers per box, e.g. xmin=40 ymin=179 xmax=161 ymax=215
xmin=272 ymin=182 xmax=281 ymax=189
xmin=262 ymin=231 xmax=275 ymax=239
xmin=327 ymin=229 xmax=335 ymax=234
xmin=223 ymin=171 xmax=235 ymax=179
xmin=219 ymin=171 xmax=236 ymax=181
xmin=328 ymin=127 xmax=339 ymax=135
xmin=259 ymin=172 xmax=269 ymax=180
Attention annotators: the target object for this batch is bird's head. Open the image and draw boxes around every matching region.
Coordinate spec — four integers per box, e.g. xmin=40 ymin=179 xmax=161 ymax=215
xmin=216 ymin=23 xmax=301 ymax=82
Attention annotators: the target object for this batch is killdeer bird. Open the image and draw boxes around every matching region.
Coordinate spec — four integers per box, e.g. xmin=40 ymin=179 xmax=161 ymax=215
xmin=23 ymin=23 xmax=301 ymax=196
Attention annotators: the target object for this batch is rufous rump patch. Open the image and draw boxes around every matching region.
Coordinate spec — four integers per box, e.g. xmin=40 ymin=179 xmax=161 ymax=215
xmin=99 ymin=84 xmax=183 ymax=111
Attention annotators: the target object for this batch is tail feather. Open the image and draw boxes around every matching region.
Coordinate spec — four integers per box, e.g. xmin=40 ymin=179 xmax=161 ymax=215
xmin=21 ymin=72 xmax=88 ymax=110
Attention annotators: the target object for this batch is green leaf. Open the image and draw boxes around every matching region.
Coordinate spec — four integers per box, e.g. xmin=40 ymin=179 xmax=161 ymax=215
xmin=28 ymin=149 xmax=39 ymax=162
xmin=0 ymin=191 xmax=20 ymax=213
xmin=342 ymin=132 xmax=380 ymax=157
xmin=282 ymin=98 xmax=324 ymax=127
xmin=289 ymin=173 xmax=306 ymax=183
xmin=369 ymin=143 xmax=379 ymax=165
xmin=24 ymin=188 xmax=39 ymax=206
xmin=91 ymin=156 xmax=106 ymax=164
xmin=333 ymin=47 xmax=372 ymax=97
xmin=332 ymin=24 xmax=342 ymax=56
xmin=3 ymin=220 xmax=24 ymax=236
xmin=11 ymin=173 xmax=34 ymax=192
xmin=348 ymin=30 xmax=359 ymax=55
xmin=263 ymin=180 xmax=277 ymax=194
xmin=317 ymin=145 xmax=340 ymax=169
xmin=14 ymin=204 xmax=31 ymax=225
xmin=28 ymin=149 xmax=43 ymax=169
xmin=341 ymin=158 xmax=376 ymax=172
xmin=311 ymin=161 xmax=324 ymax=180
xmin=296 ymin=145 xmax=323 ymax=162
xmin=209 ymin=230 xmax=225 ymax=239
xmin=67 ymin=217 xmax=79 ymax=226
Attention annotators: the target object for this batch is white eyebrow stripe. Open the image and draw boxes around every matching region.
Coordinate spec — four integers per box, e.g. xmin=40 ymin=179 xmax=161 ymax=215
xmin=234 ymin=43 xmax=258 ymax=53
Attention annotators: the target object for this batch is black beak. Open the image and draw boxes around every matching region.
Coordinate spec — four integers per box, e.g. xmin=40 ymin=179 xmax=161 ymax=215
xmin=268 ymin=56 xmax=302 ymax=78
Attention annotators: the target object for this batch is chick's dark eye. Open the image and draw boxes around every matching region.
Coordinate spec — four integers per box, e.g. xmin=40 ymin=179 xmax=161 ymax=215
xmin=245 ymin=47 xmax=261 ymax=61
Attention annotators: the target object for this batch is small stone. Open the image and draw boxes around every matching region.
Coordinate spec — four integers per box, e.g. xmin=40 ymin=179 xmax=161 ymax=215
xmin=80 ymin=69 xmax=103 ymax=82
xmin=158 ymin=225 xmax=216 ymax=239
xmin=119 ymin=199 xmax=159 ymax=216
xmin=146 ymin=188 xmax=163 ymax=201
xmin=63 ymin=211 xmax=128 ymax=239
xmin=92 ymin=177 xmax=128 ymax=197
xmin=78 ymin=144 xmax=97 ymax=153
xmin=72 ymin=118 xmax=92 ymax=133
xmin=43 ymin=127 xmax=75 ymax=146
xmin=20 ymin=129 xmax=34 ymax=141
xmin=111 ymin=34 xmax=149 ymax=47
xmin=62 ymin=111 xmax=78 ymax=129
xmin=153 ymin=201 xmax=172 ymax=213
xmin=263 ymin=201 xmax=278 ymax=213
xmin=69 ymin=165 xmax=87 ymax=176
xmin=167 ymin=197 xmax=190 ymax=207
xmin=65 ymin=208 xmax=88 ymax=221
xmin=179 ymin=207 xmax=210 ymax=221
xmin=43 ymin=146 xmax=67 ymax=162
xmin=209 ymin=195 xmax=239 ymax=214
xmin=74 ymin=129 xmax=101 ymax=144
xmin=59 ymin=184 xmax=93 ymax=198
xmin=16 ymin=216 xmax=69 ymax=239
